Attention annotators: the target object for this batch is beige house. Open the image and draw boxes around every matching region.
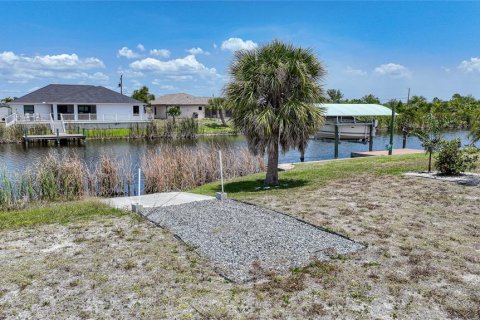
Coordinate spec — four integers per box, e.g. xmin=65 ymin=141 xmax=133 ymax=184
xmin=151 ymin=93 xmax=210 ymax=119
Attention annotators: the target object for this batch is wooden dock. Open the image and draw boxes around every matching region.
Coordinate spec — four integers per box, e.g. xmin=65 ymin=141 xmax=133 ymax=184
xmin=351 ymin=148 xmax=424 ymax=158
xmin=23 ymin=134 xmax=86 ymax=145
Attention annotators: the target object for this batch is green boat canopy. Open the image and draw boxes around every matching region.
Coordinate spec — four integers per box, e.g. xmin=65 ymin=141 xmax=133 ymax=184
xmin=314 ymin=103 xmax=394 ymax=117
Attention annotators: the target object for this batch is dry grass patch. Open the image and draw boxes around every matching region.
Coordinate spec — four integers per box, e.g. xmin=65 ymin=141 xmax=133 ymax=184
xmin=1 ymin=155 xmax=479 ymax=318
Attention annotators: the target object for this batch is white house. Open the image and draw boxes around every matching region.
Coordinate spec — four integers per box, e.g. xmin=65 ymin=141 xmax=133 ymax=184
xmin=6 ymin=84 xmax=149 ymax=127
xmin=151 ymin=93 xmax=210 ymax=119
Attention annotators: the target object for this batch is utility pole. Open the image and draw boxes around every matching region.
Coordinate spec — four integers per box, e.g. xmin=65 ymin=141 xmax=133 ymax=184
xmin=118 ymin=74 xmax=123 ymax=95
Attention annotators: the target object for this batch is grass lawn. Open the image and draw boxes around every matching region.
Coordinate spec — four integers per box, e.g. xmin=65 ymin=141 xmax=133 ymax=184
xmin=197 ymin=118 xmax=237 ymax=134
xmin=1 ymin=154 xmax=479 ymax=319
xmin=65 ymin=119 xmax=237 ymax=138
xmin=0 ymin=200 xmax=126 ymax=231
xmin=191 ymin=153 xmax=431 ymax=198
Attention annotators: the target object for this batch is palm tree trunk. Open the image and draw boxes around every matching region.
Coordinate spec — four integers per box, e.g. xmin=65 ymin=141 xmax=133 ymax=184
xmin=265 ymin=140 xmax=279 ymax=185
xmin=219 ymin=109 xmax=227 ymax=126
xmin=428 ymin=151 xmax=432 ymax=172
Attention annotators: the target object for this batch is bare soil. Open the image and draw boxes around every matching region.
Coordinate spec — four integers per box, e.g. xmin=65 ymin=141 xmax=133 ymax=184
xmin=1 ymin=174 xmax=479 ymax=319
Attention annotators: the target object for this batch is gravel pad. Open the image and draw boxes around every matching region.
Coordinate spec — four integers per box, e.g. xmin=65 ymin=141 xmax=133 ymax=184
xmin=143 ymin=199 xmax=364 ymax=282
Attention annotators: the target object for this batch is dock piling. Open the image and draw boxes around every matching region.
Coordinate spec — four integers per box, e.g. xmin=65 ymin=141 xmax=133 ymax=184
xmin=388 ymin=103 xmax=396 ymax=155
xmin=369 ymin=122 xmax=374 ymax=152
xmin=334 ymin=124 xmax=339 ymax=159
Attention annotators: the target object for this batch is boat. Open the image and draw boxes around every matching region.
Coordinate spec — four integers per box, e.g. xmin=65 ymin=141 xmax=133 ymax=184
xmin=314 ymin=116 xmax=376 ymax=141
xmin=313 ymin=103 xmax=393 ymax=141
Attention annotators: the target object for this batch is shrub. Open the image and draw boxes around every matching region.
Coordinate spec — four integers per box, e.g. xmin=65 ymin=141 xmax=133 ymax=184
xmin=177 ymin=118 xmax=198 ymax=139
xmin=435 ymin=138 xmax=479 ymax=175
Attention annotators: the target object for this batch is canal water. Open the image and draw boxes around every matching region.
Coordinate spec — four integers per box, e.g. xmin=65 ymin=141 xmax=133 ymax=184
xmin=0 ymin=130 xmax=476 ymax=173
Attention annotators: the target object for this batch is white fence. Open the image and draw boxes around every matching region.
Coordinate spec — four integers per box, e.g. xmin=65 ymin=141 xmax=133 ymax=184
xmin=60 ymin=113 xmax=153 ymax=121
xmin=5 ymin=113 xmax=154 ymax=126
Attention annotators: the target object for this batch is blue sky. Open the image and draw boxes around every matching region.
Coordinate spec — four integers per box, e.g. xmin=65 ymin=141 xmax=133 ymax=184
xmin=1 ymin=1 xmax=480 ymax=101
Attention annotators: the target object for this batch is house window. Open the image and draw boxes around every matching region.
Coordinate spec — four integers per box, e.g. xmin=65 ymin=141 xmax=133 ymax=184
xmin=198 ymin=106 xmax=203 ymax=111
xmin=133 ymin=105 xmax=139 ymax=115
xmin=78 ymin=105 xmax=96 ymax=114
xmin=24 ymin=105 xmax=34 ymax=114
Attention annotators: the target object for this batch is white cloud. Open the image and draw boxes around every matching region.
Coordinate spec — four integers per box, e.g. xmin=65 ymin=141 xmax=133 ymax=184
xmin=0 ymin=51 xmax=107 ymax=83
xmin=374 ymin=63 xmax=411 ymax=78
xmin=167 ymin=75 xmax=193 ymax=81
xmin=149 ymin=49 xmax=171 ymax=58
xmin=137 ymin=44 xmax=145 ymax=52
xmin=159 ymin=85 xmax=176 ymax=90
xmin=130 ymin=55 xmax=217 ymax=78
xmin=344 ymin=66 xmax=367 ymax=76
xmin=458 ymin=57 xmax=480 ymax=73
xmin=187 ymin=47 xmax=209 ymax=55
xmin=118 ymin=47 xmax=140 ymax=59
xmin=221 ymin=37 xmax=258 ymax=52
xmin=130 ymin=79 xmax=142 ymax=87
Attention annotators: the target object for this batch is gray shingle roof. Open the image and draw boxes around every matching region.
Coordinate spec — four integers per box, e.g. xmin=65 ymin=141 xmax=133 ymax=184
xmin=13 ymin=84 xmax=142 ymax=104
xmin=151 ymin=93 xmax=210 ymax=106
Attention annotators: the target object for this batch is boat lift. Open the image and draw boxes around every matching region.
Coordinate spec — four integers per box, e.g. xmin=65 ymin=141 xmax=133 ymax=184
xmin=313 ymin=103 xmax=397 ymax=159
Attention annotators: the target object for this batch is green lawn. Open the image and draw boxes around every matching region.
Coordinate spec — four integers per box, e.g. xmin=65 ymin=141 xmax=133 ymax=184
xmin=82 ymin=128 xmax=132 ymax=138
xmin=190 ymin=153 xmax=429 ymax=198
xmin=0 ymin=200 xmax=126 ymax=231
xmin=197 ymin=118 xmax=237 ymax=134
xmin=66 ymin=119 xmax=237 ymax=138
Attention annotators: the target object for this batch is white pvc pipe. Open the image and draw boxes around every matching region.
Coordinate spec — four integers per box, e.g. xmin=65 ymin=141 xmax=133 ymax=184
xmin=138 ymin=167 xmax=141 ymax=201
xmin=219 ymin=150 xmax=224 ymax=194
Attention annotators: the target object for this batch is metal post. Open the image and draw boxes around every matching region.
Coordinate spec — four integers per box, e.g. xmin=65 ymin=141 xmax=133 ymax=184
xmin=219 ymin=150 xmax=224 ymax=194
xmin=131 ymin=167 xmax=143 ymax=213
xmin=334 ymin=124 xmax=339 ymax=159
xmin=215 ymin=150 xmax=227 ymax=200
xmin=369 ymin=122 xmax=374 ymax=152
xmin=24 ymin=127 xmax=28 ymax=147
xmin=138 ymin=168 xmax=141 ymax=199
xmin=388 ymin=103 xmax=396 ymax=156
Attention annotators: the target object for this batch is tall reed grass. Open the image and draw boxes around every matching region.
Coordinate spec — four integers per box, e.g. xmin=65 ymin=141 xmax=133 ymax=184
xmin=141 ymin=144 xmax=265 ymax=193
xmin=0 ymin=146 xmax=265 ymax=209
xmin=0 ymin=124 xmax=50 ymax=143
xmin=67 ymin=119 xmax=200 ymax=140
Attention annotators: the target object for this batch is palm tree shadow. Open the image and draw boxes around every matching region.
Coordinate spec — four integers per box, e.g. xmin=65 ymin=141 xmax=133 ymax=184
xmin=222 ymin=178 xmax=308 ymax=194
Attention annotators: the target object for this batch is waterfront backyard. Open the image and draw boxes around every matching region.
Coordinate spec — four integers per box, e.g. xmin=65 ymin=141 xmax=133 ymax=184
xmin=1 ymin=154 xmax=479 ymax=319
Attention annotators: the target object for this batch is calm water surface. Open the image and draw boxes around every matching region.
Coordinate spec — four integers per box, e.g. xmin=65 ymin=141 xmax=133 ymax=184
xmin=0 ymin=130 xmax=476 ymax=173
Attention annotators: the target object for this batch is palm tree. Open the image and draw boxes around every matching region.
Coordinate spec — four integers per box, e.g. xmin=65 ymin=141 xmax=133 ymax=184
xmin=207 ymin=97 xmax=229 ymax=126
xmin=225 ymin=40 xmax=326 ymax=185
xmin=326 ymin=89 xmax=344 ymax=103
xmin=167 ymin=106 xmax=181 ymax=125
xmin=413 ymin=114 xmax=443 ymax=172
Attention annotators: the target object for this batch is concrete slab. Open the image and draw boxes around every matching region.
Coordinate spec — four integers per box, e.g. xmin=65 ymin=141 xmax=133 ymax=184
xmin=404 ymin=172 xmax=480 ymax=186
xmin=102 ymin=192 xmax=214 ymax=210
xmin=351 ymin=148 xmax=424 ymax=157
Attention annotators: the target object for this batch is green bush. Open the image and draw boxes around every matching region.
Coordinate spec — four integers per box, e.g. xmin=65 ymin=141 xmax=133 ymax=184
xmin=435 ymin=138 xmax=479 ymax=175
